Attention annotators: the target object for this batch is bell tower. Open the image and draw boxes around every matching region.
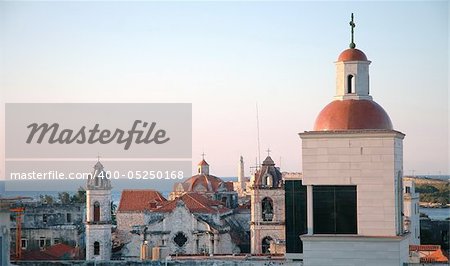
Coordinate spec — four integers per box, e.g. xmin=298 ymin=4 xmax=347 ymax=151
xmin=85 ymin=160 xmax=112 ymax=261
xmin=334 ymin=13 xmax=372 ymax=101
xmin=250 ymin=151 xmax=285 ymax=254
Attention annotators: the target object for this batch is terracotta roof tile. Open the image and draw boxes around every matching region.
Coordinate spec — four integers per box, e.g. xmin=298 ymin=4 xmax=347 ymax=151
xmin=155 ymin=193 xmax=230 ymax=214
xmin=314 ymin=99 xmax=393 ymax=131
xmin=179 ymin=174 xmax=232 ymax=193
xmin=44 ymin=243 xmax=78 ymax=259
xmin=338 ymin=48 xmax=368 ymax=62
xmin=118 ymin=189 xmax=166 ymax=212
xmin=410 ymin=245 xmax=449 ymax=263
xmin=19 ymin=250 xmax=57 ymax=260
xmin=422 ymin=249 xmax=449 ymax=263
xmin=19 ymin=243 xmax=78 ymax=260
xmin=198 ymin=159 xmax=209 ymax=166
xmin=410 ymin=245 xmax=441 ymax=251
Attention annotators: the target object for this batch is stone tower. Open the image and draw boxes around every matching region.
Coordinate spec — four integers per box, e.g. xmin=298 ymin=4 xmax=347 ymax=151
xmin=250 ymin=155 xmax=285 ymax=254
xmin=85 ymin=161 xmax=112 ymax=261
xmin=237 ymin=156 xmax=246 ymax=194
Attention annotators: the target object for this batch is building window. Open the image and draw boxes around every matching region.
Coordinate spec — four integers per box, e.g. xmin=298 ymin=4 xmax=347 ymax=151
xmin=39 ymin=238 xmax=45 ymax=248
xmin=221 ymin=197 xmax=227 ymax=205
xmin=347 ymin=75 xmax=355 ymax=93
xmin=93 ymin=201 xmax=100 ymax=222
xmin=285 ymin=180 xmax=307 ymax=254
xmin=405 ymin=186 xmax=411 ymax=194
xmin=53 ymin=238 xmax=60 ymax=245
xmin=261 ymin=236 xmax=272 ymax=254
xmin=94 ymin=241 xmax=100 ymax=255
xmin=66 ymin=213 xmax=72 ymax=223
xmin=42 ymin=214 xmax=48 ymax=223
xmin=173 ymin=232 xmax=188 ymax=247
xmin=261 ymin=197 xmax=274 ymax=221
xmin=21 ymin=238 xmax=28 ymax=250
xmin=313 ymin=186 xmax=357 ymax=234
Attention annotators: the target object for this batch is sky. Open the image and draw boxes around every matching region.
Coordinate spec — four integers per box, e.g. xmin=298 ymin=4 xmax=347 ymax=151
xmin=0 ymin=1 xmax=448 ymax=178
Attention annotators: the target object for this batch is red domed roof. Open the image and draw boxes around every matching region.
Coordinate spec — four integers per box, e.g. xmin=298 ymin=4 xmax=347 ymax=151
xmin=338 ymin=48 xmax=368 ymax=62
xmin=314 ymin=99 xmax=393 ymax=131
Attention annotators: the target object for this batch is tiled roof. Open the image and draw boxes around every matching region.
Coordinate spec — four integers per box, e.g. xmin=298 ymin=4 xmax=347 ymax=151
xmin=19 ymin=243 xmax=78 ymax=260
xmin=155 ymin=193 xmax=230 ymax=214
xmin=44 ymin=243 xmax=78 ymax=258
xmin=410 ymin=245 xmax=441 ymax=251
xmin=198 ymin=159 xmax=209 ymax=166
xmin=410 ymin=245 xmax=449 ymax=263
xmin=118 ymin=189 xmax=167 ymax=212
xmin=422 ymin=249 xmax=448 ymax=263
xmin=225 ymin=181 xmax=234 ymax=191
xmin=178 ymin=174 xmax=231 ymax=193
xmin=19 ymin=250 xmax=57 ymax=261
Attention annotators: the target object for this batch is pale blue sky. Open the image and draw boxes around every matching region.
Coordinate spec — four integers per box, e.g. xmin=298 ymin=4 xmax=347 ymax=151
xmin=0 ymin=1 xmax=448 ymax=177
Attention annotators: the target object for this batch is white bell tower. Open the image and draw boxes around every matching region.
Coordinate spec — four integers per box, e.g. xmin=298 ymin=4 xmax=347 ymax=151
xmin=85 ymin=160 xmax=112 ymax=261
xmin=334 ymin=13 xmax=372 ymax=101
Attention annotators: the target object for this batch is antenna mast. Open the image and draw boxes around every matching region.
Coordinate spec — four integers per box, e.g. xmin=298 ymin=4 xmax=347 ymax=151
xmin=256 ymin=102 xmax=261 ymax=168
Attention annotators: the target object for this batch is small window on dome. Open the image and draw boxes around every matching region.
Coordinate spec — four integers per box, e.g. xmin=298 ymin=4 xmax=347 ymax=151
xmin=347 ymin=75 xmax=355 ymax=94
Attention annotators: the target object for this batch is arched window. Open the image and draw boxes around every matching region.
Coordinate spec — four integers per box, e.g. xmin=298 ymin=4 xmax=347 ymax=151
xmin=94 ymin=241 xmax=100 ymax=255
xmin=261 ymin=236 xmax=272 ymax=254
xmin=347 ymin=74 xmax=355 ymax=93
xmin=221 ymin=196 xmax=227 ymax=205
xmin=265 ymin=174 xmax=273 ymax=187
xmin=261 ymin=197 xmax=274 ymax=221
xmin=93 ymin=201 xmax=100 ymax=222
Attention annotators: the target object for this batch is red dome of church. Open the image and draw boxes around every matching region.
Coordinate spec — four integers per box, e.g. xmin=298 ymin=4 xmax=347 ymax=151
xmin=338 ymin=48 xmax=368 ymax=62
xmin=313 ymin=99 xmax=393 ymax=131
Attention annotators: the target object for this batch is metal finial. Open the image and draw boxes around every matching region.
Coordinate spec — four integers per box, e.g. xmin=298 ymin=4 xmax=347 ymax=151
xmin=201 ymin=152 xmax=206 ymax=160
xmin=266 ymin=148 xmax=271 ymax=156
xmin=349 ymin=13 xmax=356 ymax=49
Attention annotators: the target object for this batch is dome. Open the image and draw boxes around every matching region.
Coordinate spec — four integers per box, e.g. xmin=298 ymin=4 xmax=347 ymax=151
xmin=313 ymin=99 xmax=393 ymax=131
xmin=181 ymin=174 xmax=231 ymax=193
xmin=338 ymin=48 xmax=368 ymax=62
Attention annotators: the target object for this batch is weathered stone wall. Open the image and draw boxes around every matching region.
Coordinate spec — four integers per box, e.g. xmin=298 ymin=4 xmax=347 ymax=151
xmin=250 ymin=188 xmax=286 ymax=254
xmin=9 ymin=202 xmax=84 ymax=252
xmin=16 ymin=202 xmax=84 ymax=228
xmin=116 ymin=212 xmax=146 ymax=232
xmin=86 ymin=224 xmax=112 ymax=260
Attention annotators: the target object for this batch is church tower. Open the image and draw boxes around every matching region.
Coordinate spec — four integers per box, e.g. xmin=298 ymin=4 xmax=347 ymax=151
xmin=250 ymin=153 xmax=285 ymax=254
xmin=299 ymin=14 xmax=408 ymax=266
xmin=85 ymin=161 xmax=112 ymax=261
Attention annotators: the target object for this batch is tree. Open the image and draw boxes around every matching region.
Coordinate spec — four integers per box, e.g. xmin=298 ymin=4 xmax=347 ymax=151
xmin=58 ymin=192 xmax=71 ymax=204
xmin=39 ymin=194 xmax=54 ymax=204
xmin=70 ymin=187 xmax=86 ymax=203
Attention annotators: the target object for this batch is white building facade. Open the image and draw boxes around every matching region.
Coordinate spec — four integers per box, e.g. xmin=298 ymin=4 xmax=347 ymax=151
xmin=403 ymin=179 xmax=420 ymax=245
